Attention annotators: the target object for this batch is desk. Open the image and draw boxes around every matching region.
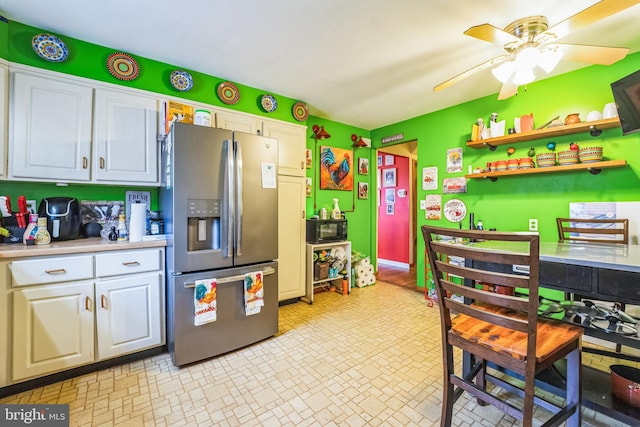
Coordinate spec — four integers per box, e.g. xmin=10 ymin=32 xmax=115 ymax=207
xmin=468 ymin=241 xmax=640 ymax=424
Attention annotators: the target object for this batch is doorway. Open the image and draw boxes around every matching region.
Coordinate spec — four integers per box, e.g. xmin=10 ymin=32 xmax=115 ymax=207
xmin=376 ymin=141 xmax=418 ymax=288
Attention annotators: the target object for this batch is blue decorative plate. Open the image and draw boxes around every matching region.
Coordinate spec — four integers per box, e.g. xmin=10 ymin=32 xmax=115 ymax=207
xmin=261 ymin=94 xmax=277 ymax=113
xmin=170 ymin=70 xmax=193 ymax=92
xmin=32 ymin=33 xmax=69 ymax=62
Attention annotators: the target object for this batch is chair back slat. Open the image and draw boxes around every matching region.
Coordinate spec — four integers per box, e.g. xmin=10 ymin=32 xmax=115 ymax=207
xmin=556 ymin=217 xmax=628 ymax=244
xmin=445 ymin=298 xmax=529 ymax=333
xmin=435 ymin=260 xmax=530 ymax=289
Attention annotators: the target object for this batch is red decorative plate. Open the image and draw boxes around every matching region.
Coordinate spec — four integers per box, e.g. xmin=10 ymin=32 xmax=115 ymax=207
xmin=217 ymin=81 xmax=240 ymax=105
xmin=107 ymin=52 xmax=140 ymax=81
xmin=292 ymin=102 xmax=309 ymax=121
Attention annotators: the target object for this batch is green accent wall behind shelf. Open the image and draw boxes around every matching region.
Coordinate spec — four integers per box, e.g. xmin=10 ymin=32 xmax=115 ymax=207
xmin=371 ymin=52 xmax=640 ymax=289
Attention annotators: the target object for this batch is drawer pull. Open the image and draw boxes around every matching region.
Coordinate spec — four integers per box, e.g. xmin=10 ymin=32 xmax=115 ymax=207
xmin=82 ymin=156 xmax=88 ymax=169
xmin=100 ymin=157 xmax=105 ymax=169
xmin=85 ymin=296 xmax=92 ymax=311
xmin=100 ymin=294 xmax=107 ymax=309
xmin=45 ymin=268 xmax=67 ymax=275
xmin=122 ymin=261 xmax=141 ymax=266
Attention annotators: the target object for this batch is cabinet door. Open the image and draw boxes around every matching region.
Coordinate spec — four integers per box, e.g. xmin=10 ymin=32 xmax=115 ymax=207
xmin=94 ymin=89 xmax=159 ymax=184
xmin=215 ymin=109 xmax=261 ymax=134
xmin=95 ymin=272 xmax=163 ymax=359
xmin=9 ymin=72 xmax=92 ymax=181
xmin=13 ymin=281 xmax=94 ymax=381
xmin=278 ymin=175 xmax=306 ymax=300
xmin=0 ymin=62 xmax=7 ymax=178
xmin=261 ymin=121 xmax=306 ymax=177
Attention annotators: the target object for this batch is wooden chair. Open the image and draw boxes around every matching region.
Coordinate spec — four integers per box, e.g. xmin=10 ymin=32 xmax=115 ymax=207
xmin=421 ymin=225 xmax=583 ymax=427
xmin=556 ymin=217 xmax=628 ymax=244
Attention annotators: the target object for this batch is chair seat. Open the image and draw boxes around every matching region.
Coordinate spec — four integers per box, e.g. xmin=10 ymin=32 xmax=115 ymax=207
xmin=451 ymin=305 xmax=583 ymax=363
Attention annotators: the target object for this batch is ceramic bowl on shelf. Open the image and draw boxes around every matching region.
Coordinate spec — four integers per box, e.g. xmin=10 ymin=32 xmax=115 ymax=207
xmin=578 ymin=146 xmax=603 ymax=163
xmin=518 ymin=157 xmax=534 ymax=169
xmin=495 ymin=160 xmax=507 ymax=171
xmin=558 ymin=150 xmax=579 ymax=165
xmin=507 ymin=159 xmax=519 ymax=170
xmin=536 ymin=152 xmax=557 ymax=167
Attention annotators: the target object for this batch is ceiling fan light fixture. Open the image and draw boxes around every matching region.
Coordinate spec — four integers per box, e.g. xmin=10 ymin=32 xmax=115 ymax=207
xmin=512 ymin=65 xmax=536 ymax=85
xmin=491 ymin=61 xmax=515 ymax=83
xmin=537 ymin=48 xmax=562 ymax=73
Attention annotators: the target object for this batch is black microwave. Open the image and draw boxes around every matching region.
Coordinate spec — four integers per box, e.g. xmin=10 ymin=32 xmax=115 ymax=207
xmin=306 ymin=218 xmax=348 ymax=243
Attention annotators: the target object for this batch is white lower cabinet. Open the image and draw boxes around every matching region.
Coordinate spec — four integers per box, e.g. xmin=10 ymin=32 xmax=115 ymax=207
xmin=96 ymin=272 xmax=162 ymax=359
xmin=12 ymin=281 xmax=95 ymax=381
xmin=7 ymin=247 xmax=165 ymax=384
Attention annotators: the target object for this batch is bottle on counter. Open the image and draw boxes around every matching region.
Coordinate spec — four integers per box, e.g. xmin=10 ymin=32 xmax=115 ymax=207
xmin=116 ymin=214 xmax=128 ymax=242
xmin=331 ymin=198 xmax=341 ymax=220
xmin=22 ymin=214 xmax=39 ymax=245
xmin=35 ymin=217 xmax=51 ymax=245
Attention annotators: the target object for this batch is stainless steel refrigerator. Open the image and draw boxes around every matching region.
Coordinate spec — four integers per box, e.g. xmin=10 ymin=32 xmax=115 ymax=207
xmin=161 ymin=122 xmax=279 ymax=366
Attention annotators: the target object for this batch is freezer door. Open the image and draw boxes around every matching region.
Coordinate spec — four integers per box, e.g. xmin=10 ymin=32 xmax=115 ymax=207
xmin=167 ymin=262 xmax=278 ymax=367
xmin=162 ymin=123 xmax=234 ymax=273
xmin=233 ymin=132 xmax=279 ymax=265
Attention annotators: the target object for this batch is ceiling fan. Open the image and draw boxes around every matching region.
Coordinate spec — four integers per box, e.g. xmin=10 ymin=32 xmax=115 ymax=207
xmin=434 ymin=0 xmax=639 ymax=100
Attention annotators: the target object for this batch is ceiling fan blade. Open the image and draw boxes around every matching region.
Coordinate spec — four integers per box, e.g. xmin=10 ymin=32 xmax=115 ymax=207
xmin=554 ymin=43 xmax=630 ymax=65
xmin=434 ymin=56 xmax=506 ymax=92
xmin=464 ymin=23 xmax=521 ymax=48
xmin=498 ymin=81 xmax=518 ymax=100
xmin=536 ymin=0 xmax=640 ymax=43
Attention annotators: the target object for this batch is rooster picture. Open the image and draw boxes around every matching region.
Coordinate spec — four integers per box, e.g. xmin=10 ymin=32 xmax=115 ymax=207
xmin=320 ymin=146 xmax=353 ymax=190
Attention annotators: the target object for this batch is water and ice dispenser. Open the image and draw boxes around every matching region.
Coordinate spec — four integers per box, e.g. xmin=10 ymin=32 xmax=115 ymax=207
xmin=187 ymin=199 xmax=221 ymax=251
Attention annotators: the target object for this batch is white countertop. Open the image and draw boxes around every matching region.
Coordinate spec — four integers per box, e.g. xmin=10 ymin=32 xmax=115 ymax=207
xmin=0 ymin=237 xmax=166 ymax=259
xmin=468 ymin=240 xmax=640 ymax=273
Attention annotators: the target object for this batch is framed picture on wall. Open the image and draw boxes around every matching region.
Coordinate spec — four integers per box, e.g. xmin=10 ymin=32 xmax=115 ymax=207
xmin=358 ymin=158 xmax=369 ymax=175
xmin=383 ymin=168 xmax=396 ymax=187
xmin=358 ymin=182 xmax=369 ymax=199
xmin=386 ymin=204 xmax=394 ymax=215
xmin=305 ymin=149 xmax=312 ymax=169
xmin=385 ymin=188 xmax=395 ymax=204
xmin=377 ymin=155 xmax=382 ymax=166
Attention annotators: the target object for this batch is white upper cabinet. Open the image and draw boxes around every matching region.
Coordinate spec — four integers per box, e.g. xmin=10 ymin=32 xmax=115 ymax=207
xmin=8 ymin=65 xmax=160 ymax=185
xmin=93 ymin=89 xmax=159 ymax=184
xmin=0 ymin=61 xmax=8 ymax=178
xmin=9 ymin=71 xmax=93 ymax=181
xmin=214 ymin=109 xmax=262 ymax=134
xmin=261 ymin=120 xmax=306 ymax=177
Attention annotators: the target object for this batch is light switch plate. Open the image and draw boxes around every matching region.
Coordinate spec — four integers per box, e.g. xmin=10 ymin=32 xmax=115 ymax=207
xmin=420 ymin=200 xmax=427 ymax=209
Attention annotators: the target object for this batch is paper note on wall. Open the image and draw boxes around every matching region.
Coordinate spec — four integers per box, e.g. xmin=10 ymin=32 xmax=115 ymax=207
xmin=262 ymin=163 xmax=276 ymax=188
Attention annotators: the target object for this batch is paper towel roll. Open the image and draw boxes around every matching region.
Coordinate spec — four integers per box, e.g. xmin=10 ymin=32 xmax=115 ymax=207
xmin=368 ymin=275 xmax=376 ymax=285
xmin=357 ymin=276 xmax=368 ymax=287
xmin=356 ymin=265 xmax=366 ymax=278
xmin=129 ymin=203 xmax=147 ymax=242
xmin=366 ymin=265 xmax=374 ymax=275
xmin=360 ymin=257 xmax=370 ymax=267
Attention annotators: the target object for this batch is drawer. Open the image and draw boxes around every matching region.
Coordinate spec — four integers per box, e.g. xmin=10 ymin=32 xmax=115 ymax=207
xmin=598 ymin=268 xmax=640 ymax=303
xmin=10 ymin=255 xmax=94 ymax=286
xmin=539 ymin=261 xmax=594 ymax=293
xmin=95 ymin=249 xmax=161 ymax=277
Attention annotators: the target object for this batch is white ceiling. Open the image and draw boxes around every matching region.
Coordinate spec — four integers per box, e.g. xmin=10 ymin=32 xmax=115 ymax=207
xmin=2 ymin=0 xmax=640 ymax=130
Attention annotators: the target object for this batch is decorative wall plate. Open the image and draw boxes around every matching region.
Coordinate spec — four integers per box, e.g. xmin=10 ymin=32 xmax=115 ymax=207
xmin=107 ymin=52 xmax=140 ymax=81
xmin=261 ymin=94 xmax=278 ymax=112
xmin=32 ymin=33 xmax=69 ymax=62
xmin=217 ymin=81 xmax=240 ymax=104
xmin=292 ymin=102 xmax=309 ymax=121
xmin=443 ymin=199 xmax=467 ymax=223
xmin=170 ymin=70 xmax=193 ymax=92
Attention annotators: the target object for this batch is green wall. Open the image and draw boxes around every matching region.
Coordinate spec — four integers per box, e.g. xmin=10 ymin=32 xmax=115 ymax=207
xmin=305 ymin=116 xmax=373 ymax=258
xmin=372 ymin=52 xmax=640 ymax=289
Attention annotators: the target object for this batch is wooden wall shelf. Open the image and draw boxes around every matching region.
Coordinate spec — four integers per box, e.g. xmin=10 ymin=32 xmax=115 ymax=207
xmin=467 ymin=118 xmax=621 ymax=149
xmin=465 ymin=159 xmax=627 ymax=181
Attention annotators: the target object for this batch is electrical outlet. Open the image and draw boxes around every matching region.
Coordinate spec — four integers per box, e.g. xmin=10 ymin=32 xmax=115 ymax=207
xmin=420 ymin=200 xmax=427 ymax=210
xmin=26 ymin=200 xmax=37 ymax=214
xmin=529 ymin=218 xmax=538 ymax=231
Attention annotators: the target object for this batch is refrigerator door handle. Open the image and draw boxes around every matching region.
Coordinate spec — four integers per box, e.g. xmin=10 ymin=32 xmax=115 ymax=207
xmin=224 ymin=139 xmax=234 ymax=258
xmin=182 ymin=266 xmax=276 ymax=288
xmin=236 ymin=139 xmax=243 ymax=256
